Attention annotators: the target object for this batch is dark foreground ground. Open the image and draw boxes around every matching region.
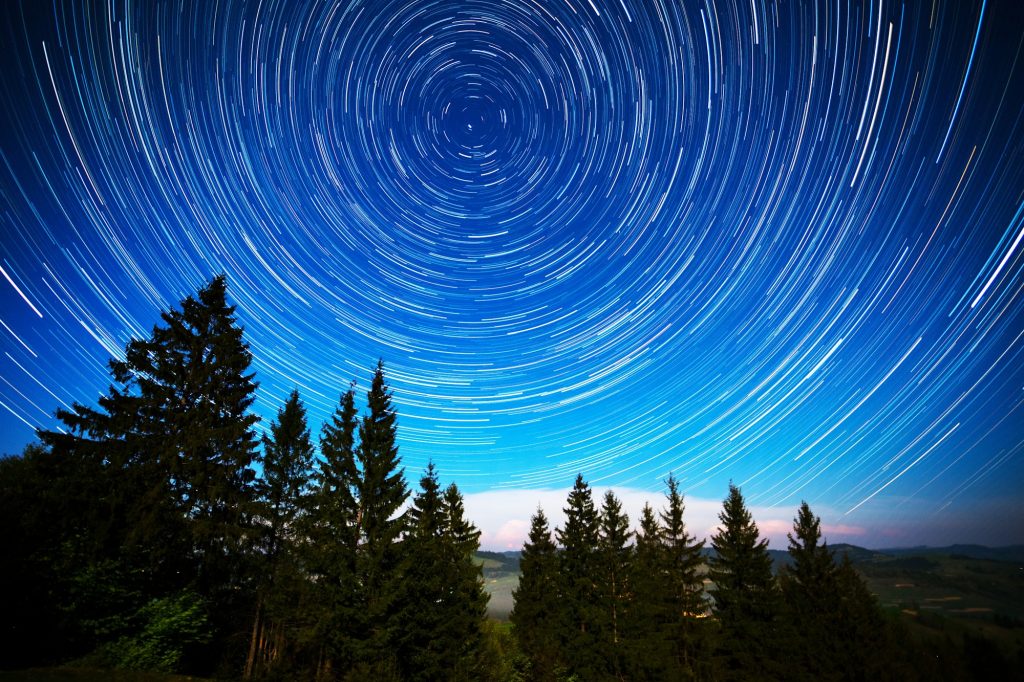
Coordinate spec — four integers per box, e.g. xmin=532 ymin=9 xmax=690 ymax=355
xmin=0 ymin=670 xmax=206 ymax=682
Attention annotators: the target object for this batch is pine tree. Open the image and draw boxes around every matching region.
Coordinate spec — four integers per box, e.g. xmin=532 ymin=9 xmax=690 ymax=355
xmin=395 ymin=463 xmax=447 ymax=681
xmin=595 ymin=490 xmax=632 ymax=679
xmin=510 ymin=507 xmax=561 ymax=681
xmin=709 ymin=484 xmax=781 ymax=680
xmin=123 ymin=276 xmax=260 ymax=592
xmin=259 ymin=390 xmax=315 ymax=559
xmin=780 ymin=501 xmax=838 ymax=681
xmin=245 ymin=390 xmax=315 ymax=677
xmin=784 ymin=502 xmax=835 ymax=595
xmin=394 ymin=468 xmax=488 ymax=682
xmin=778 ymin=503 xmax=899 ymax=682
xmin=661 ymin=474 xmax=709 ymax=679
xmin=39 ymin=275 xmax=260 ymax=671
xmin=353 ymin=361 xmax=409 ymax=667
xmin=317 ymin=384 xmax=361 ymax=552
xmin=554 ymin=474 xmax=601 ymax=679
xmin=305 ymin=385 xmax=361 ymax=674
xmin=440 ymin=482 xmax=489 ymax=679
xmin=626 ymin=503 xmax=672 ymax=680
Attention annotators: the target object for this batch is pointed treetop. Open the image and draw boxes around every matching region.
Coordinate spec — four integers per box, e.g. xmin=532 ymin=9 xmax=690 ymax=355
xmin=523 ymin=506 xmax=557 ymax=553
xmin=786 ymin=501 xmax=836 ymax=588
xmin=636 ymin=502 xmax=662 ymax=547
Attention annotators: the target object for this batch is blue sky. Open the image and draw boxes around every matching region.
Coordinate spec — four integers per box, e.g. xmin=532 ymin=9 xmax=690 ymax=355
xmin=1 ymin=0 xmax=1023 ymax=547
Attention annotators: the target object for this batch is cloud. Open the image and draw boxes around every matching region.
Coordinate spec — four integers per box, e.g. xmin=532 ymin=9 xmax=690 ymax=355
xmin=756 ymin=519 xmax=794 ymax=538
xmin=462 ymin=486 xmax=807 ymax=551
xmin=460 ymin=486 xmax=1024 ymax=552
xmin=823 ymin=523 xmax=867 ymax=537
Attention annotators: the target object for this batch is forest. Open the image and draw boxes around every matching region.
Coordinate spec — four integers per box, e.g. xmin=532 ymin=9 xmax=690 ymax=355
xmin=0 ymin=276 xmax=1019 ymax=681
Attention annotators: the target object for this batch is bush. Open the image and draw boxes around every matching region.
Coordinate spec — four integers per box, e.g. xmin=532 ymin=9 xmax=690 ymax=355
xmin=95 ymin=591 xmax=212 ymax=673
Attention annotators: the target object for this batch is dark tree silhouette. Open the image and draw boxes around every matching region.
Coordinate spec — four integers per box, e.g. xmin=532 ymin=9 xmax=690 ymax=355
xmin=510 ymin=507 xmax=562 ymax=681
xmin=554 ymin=473 xmax=601 ymax=679
xmin=661 ymin=473 xmax=710 ymax=679
xmin=245 ymin=389 xmax=316 ymax=678
xmin=39 ymin=275 xmax=260 ymax=671
xmin=353 ymin=360 xmax=409 ymax=670
xmin=595 ymin=490 xmax=632 ymax=678
xmin=709 ymin=483 xmax=782 ymax=680
xmin=304 ymin=384 xmax=361 ymax=674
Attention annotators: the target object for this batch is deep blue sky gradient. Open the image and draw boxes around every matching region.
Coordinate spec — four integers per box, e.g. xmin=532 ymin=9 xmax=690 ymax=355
xmin=1 ymin=0 xmax=1023 ymax=544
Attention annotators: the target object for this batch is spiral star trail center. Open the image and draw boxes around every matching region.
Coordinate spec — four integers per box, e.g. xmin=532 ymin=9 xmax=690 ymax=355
xmin=1 ymin=0 xmax=1023 ymax=543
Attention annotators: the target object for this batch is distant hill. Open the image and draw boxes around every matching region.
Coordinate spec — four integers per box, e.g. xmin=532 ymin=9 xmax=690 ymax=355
xmin=478 ymin=543 xmax=1024 ymax=621
xmin=876 ymin=544 xmax=1024 ymax=564
xmin=830 ymin=543 xmax=892 ymax=563
xmin=477 ymin=550 xmax=520 ymax=573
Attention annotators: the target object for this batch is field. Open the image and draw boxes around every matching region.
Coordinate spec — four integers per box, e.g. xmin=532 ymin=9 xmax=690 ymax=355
xmin=478 ymin=551 xmax=521 ymax=620
xmin=857 ymin=553 xmax=1024 ymax=620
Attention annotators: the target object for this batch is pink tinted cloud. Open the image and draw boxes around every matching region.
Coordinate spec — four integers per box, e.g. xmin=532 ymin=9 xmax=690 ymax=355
xmin=823 ymin=523 xmax=867 ymax=536
xmin=487 ymin=519 xmax=530 ymax=551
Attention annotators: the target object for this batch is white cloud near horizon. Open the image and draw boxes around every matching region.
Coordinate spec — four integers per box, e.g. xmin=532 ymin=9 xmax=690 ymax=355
xmin=462 ymin=486 xmax=869 ymax=552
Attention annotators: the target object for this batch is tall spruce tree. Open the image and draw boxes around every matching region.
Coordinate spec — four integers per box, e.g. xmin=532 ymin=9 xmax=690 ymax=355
xmin=306 ymin=385 xmax=361 ymax=674
xmin=661 ymin=474 xmax=709 ymax=679
xmin=259 ymin=390 xmax=315 ymax=559
xmin=510 ymin=507 xmax=561 ymax=681
xmin=595 ymin=490 xmax=633 ymax=679
xmin=353 ymin=361 xmax=408 ymax=668
xmin=781 ymin=502 xmax=896 ymax=681
xmin=780 ymin=501 xmax=838 ymax=680
xmin=627 ymin=503 xmax=672 ymax=680
xmin=440 ymin=482 xmax=489 ymax=679
xmin=554 ymin=474 xmax=601 ymax=679
xmin=784 ymin=502 xmax=835 ymax=594
xmin=245 ymin=390 xmax=315 ymax=677
xmin=709 ymin=484 xmax=781 ymax=681
xmin=395 ymin=463 xmax=447 ymax=681
xmin=39 ymin=275 xmax=260 ymax=671
xmin=395 ymin=468 xmax=488 ymax=681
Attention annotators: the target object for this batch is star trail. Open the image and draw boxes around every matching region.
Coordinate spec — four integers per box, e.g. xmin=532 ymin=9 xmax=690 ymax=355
xmin=1 ymin=0 xmax=1023 ymax=543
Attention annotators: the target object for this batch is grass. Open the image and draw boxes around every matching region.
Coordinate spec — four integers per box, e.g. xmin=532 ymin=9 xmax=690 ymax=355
xmin=857 ymin=553 xmax=1024 ymax=621
xmin=0 ymin=669 xmax=208 ymax=682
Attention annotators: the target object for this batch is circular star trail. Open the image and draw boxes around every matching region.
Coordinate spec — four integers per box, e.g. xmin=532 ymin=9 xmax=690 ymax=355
xmin=1 ymin=0 xmax=1023 ymax=530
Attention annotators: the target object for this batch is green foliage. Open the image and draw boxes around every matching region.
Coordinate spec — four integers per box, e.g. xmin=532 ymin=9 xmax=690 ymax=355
xmin=353 ymin=361 xmax=409 ymax=665
xmin=477 ymin=620 xmax=531 ymax=682
xmin=510 ymin=508 xmax=561 ymax=680
xmin=395 ymin=467 xmax=489 ymax=681
xmin=96 ymin=592 xmax=211 ymax=673
xmin=708 ymin=483 xmax=782 ymax=680
xmin=554 ymin=474 xmax=601 ymax=679
xmin=594 ymin=490 xmax=632 ymax=679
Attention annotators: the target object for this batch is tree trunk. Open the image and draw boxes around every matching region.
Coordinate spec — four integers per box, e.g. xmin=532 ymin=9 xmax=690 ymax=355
xmin=244 ymin=601 xmax=262 ymax=679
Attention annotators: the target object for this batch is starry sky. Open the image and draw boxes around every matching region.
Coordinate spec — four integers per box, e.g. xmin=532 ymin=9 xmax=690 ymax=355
xmin=2 ymin=0 xmax=1023 ymax=547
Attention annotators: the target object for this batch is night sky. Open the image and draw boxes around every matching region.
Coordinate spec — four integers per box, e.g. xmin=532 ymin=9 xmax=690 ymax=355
xmin=2 ymin=0 xmax=1023 ymax=548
